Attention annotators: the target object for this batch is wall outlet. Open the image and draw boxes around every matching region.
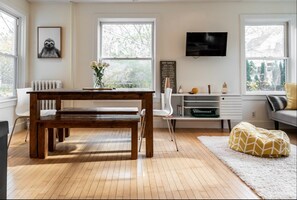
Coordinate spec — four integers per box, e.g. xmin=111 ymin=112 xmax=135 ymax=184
xmin=252 ymin=112 xmax=256 ymax=118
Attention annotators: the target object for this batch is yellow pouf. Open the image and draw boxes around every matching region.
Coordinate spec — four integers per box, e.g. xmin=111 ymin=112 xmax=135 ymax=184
xmin=229 ymin=122 xmax=291 ymax=157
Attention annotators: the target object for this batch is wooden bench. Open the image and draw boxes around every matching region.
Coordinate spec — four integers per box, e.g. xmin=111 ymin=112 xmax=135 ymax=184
xmin=55 ymin=107 xmax=139 ymax=141
xmin=57 ymin=107 xmax=139 ymax=115
xmin=37 ymin=114 xmax=140 ymax=160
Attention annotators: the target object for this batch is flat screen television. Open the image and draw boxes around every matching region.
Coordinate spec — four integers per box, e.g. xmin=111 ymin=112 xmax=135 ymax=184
xmin=186 ymin=32 xmax=228 ymax=56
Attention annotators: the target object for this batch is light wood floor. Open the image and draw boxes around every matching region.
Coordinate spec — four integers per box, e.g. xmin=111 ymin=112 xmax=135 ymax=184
xmin=7 ymin=128 xmax=297 ymax=199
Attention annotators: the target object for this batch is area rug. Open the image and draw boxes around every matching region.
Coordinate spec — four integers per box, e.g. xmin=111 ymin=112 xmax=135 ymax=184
xmin=198 ymin=136 xmax=297 ymax=199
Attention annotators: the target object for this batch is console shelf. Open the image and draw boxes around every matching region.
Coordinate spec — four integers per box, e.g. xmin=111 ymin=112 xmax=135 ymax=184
xmin=162 ymin=93 xmax=242 ymax=131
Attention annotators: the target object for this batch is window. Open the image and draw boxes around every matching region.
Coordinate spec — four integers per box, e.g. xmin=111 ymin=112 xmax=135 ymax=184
xmin=0 ymin=9 xmax=18 ymax=99
xmin=99 ymin=21 xmax=154 ymax=89
xmin=245 ymin=24 xmax=288 ymax=93
xmin=241 ymin=15 xmax=296 ymax=94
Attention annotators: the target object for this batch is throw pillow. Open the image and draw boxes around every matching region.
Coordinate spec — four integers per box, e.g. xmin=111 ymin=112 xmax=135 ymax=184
xmin=285 ymin=83 xmax=297 ymax=110
xmin=266 ymin=95 xmax=287 ymax=112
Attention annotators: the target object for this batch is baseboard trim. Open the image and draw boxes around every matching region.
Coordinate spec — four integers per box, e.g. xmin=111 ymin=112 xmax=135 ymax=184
xmin=8 ymin=121 xmax=26 ymax=136
xmin=154 ymin=119 xmax=296 ymax=130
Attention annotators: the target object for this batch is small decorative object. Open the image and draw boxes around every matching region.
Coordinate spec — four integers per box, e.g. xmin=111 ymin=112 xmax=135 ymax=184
xmin=178 ymin=85 xmax=183 ymax=94
xmin=191 ymin=87 xmax=198 ymax=94
xmin=37 ymin=26 xmax=62 ymax=58
xmin=177 ymin=105 xmax=182 ymax=116
xmin=90 ymin=60 xmax=109 ymax=88
xmin=222 ymin=82 xmax=228 ymax=94
xmin=164 ymin=77 xmax=171 ymax=92
xmin=208 ymin=85 xmax=211 ymax=94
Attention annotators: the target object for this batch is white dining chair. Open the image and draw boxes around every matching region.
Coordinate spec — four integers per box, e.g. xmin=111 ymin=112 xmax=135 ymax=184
xmin=7 ymin=88 xmax=56 ymax=148
xmin=139 ymin=87 xmax=178 ymax=152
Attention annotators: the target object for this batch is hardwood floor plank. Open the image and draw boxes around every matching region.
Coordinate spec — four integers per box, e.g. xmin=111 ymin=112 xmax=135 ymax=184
xmin=8 ymin=128 xmax=295 ymax=199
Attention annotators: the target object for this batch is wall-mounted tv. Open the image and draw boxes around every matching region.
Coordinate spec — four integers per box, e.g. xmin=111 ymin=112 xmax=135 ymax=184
xmin=186 ymin=32 xmax=228 ymax=56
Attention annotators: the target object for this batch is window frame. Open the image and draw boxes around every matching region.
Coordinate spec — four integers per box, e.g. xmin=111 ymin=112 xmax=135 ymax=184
xmin=0 ymin=8 xmax=19 ymax=100
xmin=97 ymin=19 xmax=155 ymax=90
xmin=240 ymin=14 xmax=296 ymax=95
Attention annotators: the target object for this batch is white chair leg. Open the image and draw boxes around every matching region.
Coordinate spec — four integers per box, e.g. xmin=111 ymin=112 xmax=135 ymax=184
xmin=166 ymin=120 xmax=173 ymax=141
xmin=7 ymin=117 xmax=20 ymax=148
xmin=139 ymin=118 xmax=146 ymax=152
xmin=25 ymin=119 xmax=29 ymax=142
xmin=167 ymin=119 xmax=178 ymax=151
xmin=25 ymin=130 xmax=29 ymax=142
xmin=139 ymin=116 xmax=145 ymax=140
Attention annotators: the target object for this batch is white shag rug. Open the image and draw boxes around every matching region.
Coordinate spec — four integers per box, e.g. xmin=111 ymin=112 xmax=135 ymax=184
xmin=198 ymin=136 xmax=297 ymax=199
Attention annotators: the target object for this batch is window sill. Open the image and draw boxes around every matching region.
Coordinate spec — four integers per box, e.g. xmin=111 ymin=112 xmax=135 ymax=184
xmin=242 ymin=92 xmax=286 ymax=101
xmin=0 ymin=98 xmax=17 ymax=109
xmin=244 ymin=91 xmax=286 ymax=96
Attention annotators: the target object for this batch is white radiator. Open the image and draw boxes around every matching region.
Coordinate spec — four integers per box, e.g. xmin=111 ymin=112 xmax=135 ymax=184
xmin=31 ymin=80 xmax=62 ymax=110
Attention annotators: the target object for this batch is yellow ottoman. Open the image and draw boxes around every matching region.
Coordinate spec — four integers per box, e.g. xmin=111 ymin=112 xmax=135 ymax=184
xmin=229 ymin=122 xmax=291 ymax=157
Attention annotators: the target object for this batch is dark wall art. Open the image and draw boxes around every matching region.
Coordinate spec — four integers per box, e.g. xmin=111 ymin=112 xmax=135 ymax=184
xmin=160 ymin=61 xmax=177 ymax=93
xmin=37 ymin=26 xmax=62 ymax=58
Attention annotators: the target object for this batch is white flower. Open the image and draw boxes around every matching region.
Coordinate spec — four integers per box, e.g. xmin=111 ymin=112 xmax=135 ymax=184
xmin=90 ymin=61 xmax=98 ymax=68
xmin=90 ymin=61 xmax=97 ymax=66
xmin=90 ymin=60 xmax=109 ymax=71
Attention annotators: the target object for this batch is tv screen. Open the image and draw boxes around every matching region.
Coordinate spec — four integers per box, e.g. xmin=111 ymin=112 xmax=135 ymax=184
xmin=186 ymin=32 xmax=228 ymax=56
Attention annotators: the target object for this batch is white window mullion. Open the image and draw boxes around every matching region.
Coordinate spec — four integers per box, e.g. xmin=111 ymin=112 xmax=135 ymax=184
xmin=246 ymin=57 xmax=289 ymax=61
xmin=0 ymin=52 xmax=17 ymax=59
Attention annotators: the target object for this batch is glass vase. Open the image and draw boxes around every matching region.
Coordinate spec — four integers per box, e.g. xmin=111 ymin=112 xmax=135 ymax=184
xmin=93 ymin=76 xmax=104 ymax=88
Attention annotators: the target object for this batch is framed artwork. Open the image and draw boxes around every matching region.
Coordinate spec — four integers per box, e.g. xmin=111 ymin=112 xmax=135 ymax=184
xmin=160 ymin=61 xmax=177 ymax=93
xmin=37 ymin=26 xmax=62 ymax=58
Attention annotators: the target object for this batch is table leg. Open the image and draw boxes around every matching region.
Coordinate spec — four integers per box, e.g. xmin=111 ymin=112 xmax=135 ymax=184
xmin=65 ymin=128 xmax=70 ymax=137
xmin=131 ymin=123 xmax=138 ymax=160
xmin=48 ymin=128 xmax=56 ymax=152
xmin=58 ymin=129 xmax=65 ymax=142
xmin=144 ymin=93 xmax=153 ymax=157
xmin=29 ymin=94 xmax=40 ymax=158
xmin=56 ymin=98 xmax=65 ymax=142
xmin=38 ymin=123 xmax=48 ymax=159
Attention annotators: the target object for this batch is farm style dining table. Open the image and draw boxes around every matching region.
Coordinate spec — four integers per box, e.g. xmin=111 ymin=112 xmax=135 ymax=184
xmin=27 ymin=88 xmax=155 ymax=158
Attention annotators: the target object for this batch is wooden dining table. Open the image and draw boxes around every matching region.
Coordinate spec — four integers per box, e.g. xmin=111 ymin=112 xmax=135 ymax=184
xmin=28 ymin=88 xmax=155 ymax=158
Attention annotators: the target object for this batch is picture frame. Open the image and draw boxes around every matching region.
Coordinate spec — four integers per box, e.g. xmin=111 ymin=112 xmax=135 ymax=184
xmin=37 ymin=26 xmax=62 ymax=58
xmin=160 ymin=61 xmax=177 ymax=93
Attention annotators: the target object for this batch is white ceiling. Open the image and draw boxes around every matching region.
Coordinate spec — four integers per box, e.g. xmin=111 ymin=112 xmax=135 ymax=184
xmin=26 ymin=0 xmax=293 ymax=3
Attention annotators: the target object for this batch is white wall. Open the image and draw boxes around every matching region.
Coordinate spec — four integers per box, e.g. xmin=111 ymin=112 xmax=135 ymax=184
xmin=29 ymin=2 xmax=72 ymax=88
xmin=27 ymin=1 xmax=296 ymax=129
xmin=0 ymin=0 xmax=29 ymax=14
xmin=0 ymin=0 xmax=30 ymax=132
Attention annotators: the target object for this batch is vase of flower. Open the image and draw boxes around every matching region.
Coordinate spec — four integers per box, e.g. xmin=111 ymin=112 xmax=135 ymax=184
xmin=94 ymin=75 xmax=104 ymax=88
xmin=90 ymin=60 xmax=109 ymax=88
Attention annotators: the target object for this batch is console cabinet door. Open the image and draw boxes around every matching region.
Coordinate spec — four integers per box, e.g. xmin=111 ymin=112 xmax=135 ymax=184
xmin=220 ymin=96 xmax=242 ymax=120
